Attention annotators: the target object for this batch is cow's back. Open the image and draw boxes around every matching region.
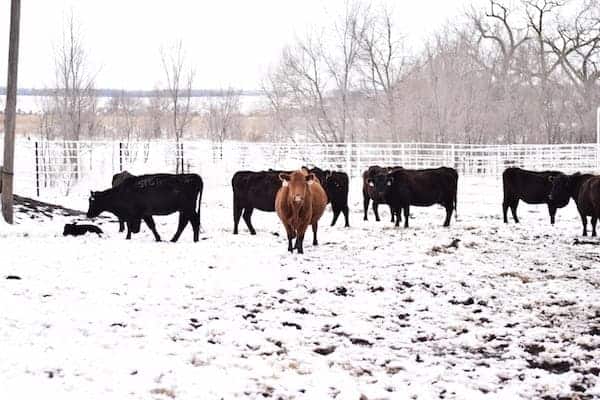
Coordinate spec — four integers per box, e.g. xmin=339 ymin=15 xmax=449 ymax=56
xmin=503 ymin=167 xmax=560 ymax=204
xmin=122 ymin=173 xmax=203 ymax=215
xmin=233 ymin=171 xmax=280 ymax=212
xmin=112 ymin=171 xmax=135 ymax=187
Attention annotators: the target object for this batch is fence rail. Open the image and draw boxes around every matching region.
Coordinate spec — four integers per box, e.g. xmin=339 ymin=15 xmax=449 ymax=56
xmin=3 ymin=139 xmax=599 ymax=198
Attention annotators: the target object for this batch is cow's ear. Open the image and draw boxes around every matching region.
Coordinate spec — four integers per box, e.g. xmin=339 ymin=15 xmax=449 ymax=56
xmin=279 ymin=173 xmax=290 ymax=183
xmin=305 ymin=173 xmax=315 ymax=184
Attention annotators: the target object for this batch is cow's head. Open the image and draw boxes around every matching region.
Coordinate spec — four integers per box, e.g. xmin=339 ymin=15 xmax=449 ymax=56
xmin=63 ymin=223 xmax=75 ymax=236
xmin=548 ymin=173 xmax=572 ymax=206
xmin=87 ymin=191 xmax=104 ymax=218
xmin=367 ymin=172 xmax=393 ymax=201
xmin=280 ymin=171 xmax=315 ymax=205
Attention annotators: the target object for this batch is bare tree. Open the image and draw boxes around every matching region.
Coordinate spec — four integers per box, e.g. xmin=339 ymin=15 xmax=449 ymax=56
xmin=51 ymin=12 xmax=98 ymax=189
xmin=323 ymin=0 xmax=366 ymax=142
xmin=205 ymin=87 xmax=241 ymax=159
xmin=160 ymin=41 xmax=195 ymax=173
xmin=358 ymin=5 xmax=407 ymax=141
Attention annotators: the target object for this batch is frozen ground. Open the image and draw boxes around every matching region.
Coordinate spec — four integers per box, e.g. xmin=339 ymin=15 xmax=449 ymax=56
xmin=1 ymin=176 xmax=599 ymax=400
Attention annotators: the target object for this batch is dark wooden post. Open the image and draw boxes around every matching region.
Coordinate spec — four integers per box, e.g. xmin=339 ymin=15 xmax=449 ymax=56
xmin=119 ymin=142 xmax=123 ymax=172
xmin=2 ymin=0 xmax=21 ymax=223
xmin=35 ymin=141 xmax=40 ymax=197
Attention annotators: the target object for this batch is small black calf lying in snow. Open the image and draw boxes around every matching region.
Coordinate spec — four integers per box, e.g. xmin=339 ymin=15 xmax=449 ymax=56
xmin=63 ymin=223 xmax=103 ymax=237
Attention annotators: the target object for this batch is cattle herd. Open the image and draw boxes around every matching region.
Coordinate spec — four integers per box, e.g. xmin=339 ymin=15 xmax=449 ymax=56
xmin=80 ymin=165 xmax=600 ymax=253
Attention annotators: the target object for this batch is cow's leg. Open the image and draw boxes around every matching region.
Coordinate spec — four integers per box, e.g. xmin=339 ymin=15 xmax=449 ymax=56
xmin=403 ymin=205 xmax=410 ymax=228
xmin=502 ymin=199 xmax=509 ymax=223
xmin=363 ymin=191 xmax=370 ymax=221
xmin=443 ymin=203 xmax=453 ymax=227
xmin=233 ymin=205 xmax=243 ymax=235
xmin=389 ymin=204 xmax=395 ymax=223
xmin=242 ymin=208 xmax=256 ymax=235
xmin=295 ymin=233 xmax=305 ymax=254
xmin=284 ymin=224 xmax=295 ymax=252
xmin=190 ymin=211 xmax=200 ymax=242
xmin=579 ymin=208 xmax=588 ymax=236
xmin=294 ymin=224 xmax=309 ymax=254
xmin=331 ymin=208 xmax=341 ymax=227
xmin=143 ymin=216 xmax=162 ymax=242
xmin=510 ymin=200 xmax=520 ymax=223
xmin=312 ymin=221 xmax=318 ymax=246
xmin=592 ymin=216 xmax=598 ymax=237
xmin=373 ymin=202 xmax=381 ymax=222
xmin=548 ymin=204 xmax=557 ymax=225
xmin=343 ymin=205 xmax=350 ymax=228
xmin=394 ymin=207 xmax=401 ymax=228
xmin=125 ymin=221 xmax=132 ymax=240
xmin=171 ymin=212 xmax=189 ymax=243
xmin=119 ymin=218 xmax=125 ymax=233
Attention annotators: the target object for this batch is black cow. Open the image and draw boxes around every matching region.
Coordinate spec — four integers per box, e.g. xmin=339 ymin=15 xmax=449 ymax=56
xmin=362 ymin=165 xmax=402 ymax=222
xmin=303 ymin=166 xmax=349 ymax=227
xmin=502 ymin=167 xmax=563 ymax=224
xmin=87 ymin=173 xmax=203 ymax=242
xmin=549 ymin=172 xmax=596 ymax=235
xmin=111 ymin=170 xmax=136 ymax=232
xmin=63 ymin=222 xmax=103 ymax=237
xmin=232 ymin=170 xmax=281 ymax=234
xmin=373 ymin=167 xmax=458 ymax=228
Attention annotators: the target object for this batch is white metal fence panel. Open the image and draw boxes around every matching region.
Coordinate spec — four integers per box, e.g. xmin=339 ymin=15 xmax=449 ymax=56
xmin=4 ymin=139 xmax=599 ymax=199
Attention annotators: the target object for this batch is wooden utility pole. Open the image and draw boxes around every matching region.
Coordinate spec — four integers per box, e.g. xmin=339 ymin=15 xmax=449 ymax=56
xmin=2 ymin=0 xmax=21 ymax=224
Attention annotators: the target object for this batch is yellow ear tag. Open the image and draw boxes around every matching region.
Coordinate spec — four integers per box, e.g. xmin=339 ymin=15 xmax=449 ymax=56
xmin=282 ymin=181 xmax=289 ymax=187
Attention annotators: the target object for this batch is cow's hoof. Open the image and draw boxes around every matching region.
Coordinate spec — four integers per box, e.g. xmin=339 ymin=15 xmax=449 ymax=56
xmin=250 ymin=231 xmax=257 ymax=235
xmin=233 ymin=231 xmax=238 ymax=235
xmin=313 ymin=241 xmax=318 ymax=246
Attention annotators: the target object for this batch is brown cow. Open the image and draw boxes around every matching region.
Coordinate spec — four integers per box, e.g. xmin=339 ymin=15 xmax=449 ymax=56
xmin=275 ymin=170 xmax=328 ymax=254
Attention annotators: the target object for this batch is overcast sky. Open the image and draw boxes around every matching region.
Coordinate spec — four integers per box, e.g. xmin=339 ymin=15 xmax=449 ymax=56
xmin=0 ymin=0 xmax=472 ymax=91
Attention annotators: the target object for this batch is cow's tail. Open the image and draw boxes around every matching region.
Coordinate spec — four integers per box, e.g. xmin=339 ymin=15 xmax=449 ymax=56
xmin=197 ymin=178 xmax=204 ymax=233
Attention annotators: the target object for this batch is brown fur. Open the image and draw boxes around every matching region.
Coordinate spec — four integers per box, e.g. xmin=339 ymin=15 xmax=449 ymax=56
xmin=275 ymin=170 xmax=327 ymax=254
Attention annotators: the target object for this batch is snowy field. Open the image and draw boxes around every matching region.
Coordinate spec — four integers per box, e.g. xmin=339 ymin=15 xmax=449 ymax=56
xmin=1 ymin=176 xmax=599 ymax=400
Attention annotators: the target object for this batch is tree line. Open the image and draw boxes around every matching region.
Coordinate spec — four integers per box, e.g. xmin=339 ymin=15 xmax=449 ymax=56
xmin=12 ymin=1 xmax=600 ymax=145
xmin=264 ymin=0 xmax=600 ymax=144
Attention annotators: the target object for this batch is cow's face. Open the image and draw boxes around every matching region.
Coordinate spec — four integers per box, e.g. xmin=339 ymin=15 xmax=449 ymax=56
xmin=280 ymin=171 xmax=314 ymax=205
xmin=548 ymin=174 xmax=571 ymax=205
xmin=368 ymin=173 xmax=393 ymax=201
xmin=63 ymin=223 xmax=74 ymax=236
xmin=87 ymin=191 xmax=103 ymax=218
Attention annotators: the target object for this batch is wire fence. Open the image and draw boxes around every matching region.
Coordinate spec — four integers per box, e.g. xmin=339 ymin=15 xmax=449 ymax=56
xmin=3 ymin=139 xmax=599 ymax=198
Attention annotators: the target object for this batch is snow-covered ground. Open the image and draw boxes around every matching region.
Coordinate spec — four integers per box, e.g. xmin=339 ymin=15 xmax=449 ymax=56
xmin=1 ymin=176 xmax=599 ymax=400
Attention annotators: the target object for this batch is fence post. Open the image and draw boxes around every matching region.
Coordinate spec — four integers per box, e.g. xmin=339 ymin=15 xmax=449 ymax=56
xmin=180 ymin=142 xmax=185 ymax=174
xmin=119 ymin=142 xmax=123 ymax=172
xmin=35 ymin=141 xmax=40 ymax=197
xmin=345 ymin=142 xmax=351 ymax=177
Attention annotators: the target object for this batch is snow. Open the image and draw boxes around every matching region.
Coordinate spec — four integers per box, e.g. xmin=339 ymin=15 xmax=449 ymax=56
xmin=1 ymin=176 xmax=599 ymax=400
